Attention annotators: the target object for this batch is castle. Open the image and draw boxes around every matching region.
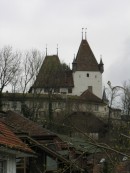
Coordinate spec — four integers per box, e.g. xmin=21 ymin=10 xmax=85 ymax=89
xmin=30 ymin=32 xmax=104 ymax=99
xmin=2 ymin=32 xmax=109 ymax=123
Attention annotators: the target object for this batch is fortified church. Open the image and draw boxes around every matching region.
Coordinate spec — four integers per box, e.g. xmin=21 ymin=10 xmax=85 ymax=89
xmin=31 ymin=31 xmax=104 ymax=99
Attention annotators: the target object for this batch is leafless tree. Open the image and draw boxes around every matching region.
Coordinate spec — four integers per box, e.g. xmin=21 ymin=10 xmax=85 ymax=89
xmin=0 ymin=46 xmax=21 ymax=110
xmin=19 ymin=49 xmax=43 ymax=95
xmin=121 ymin=81 xmax=130 ymax=116
xmin=18 ymin=49 xmax=43 ymax=120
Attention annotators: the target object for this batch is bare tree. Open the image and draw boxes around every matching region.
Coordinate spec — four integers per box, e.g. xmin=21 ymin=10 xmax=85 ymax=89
xmin=121 ymin=81 xmax=130 ymax=116
xmin=19 ymin=49 xmax=43 ymax=95
xmin=0 ymin=46 xmax=21 ymax=110
xmin=19 ymin=49 xmax=43 ymax=120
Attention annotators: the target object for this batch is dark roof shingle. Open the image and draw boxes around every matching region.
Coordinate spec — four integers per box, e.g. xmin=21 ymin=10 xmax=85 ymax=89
xmin=33 ymin=55 xmax=74 ymax=88
xmin=75 ymin=39 xmax=99 ymax=71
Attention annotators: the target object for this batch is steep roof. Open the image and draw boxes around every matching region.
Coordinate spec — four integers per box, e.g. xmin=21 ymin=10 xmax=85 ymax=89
xmin=0 ymin=120 xmax=33 ymax=154
xmin=102 ymin=87 xmax=108 ymax=103
xmin=0 ymin=111 xmax=55 ymax=137
xmin=33 ymin=55 xmax=74 ymax=88
xmin=74 ymin=39 xmax=100 ymax=71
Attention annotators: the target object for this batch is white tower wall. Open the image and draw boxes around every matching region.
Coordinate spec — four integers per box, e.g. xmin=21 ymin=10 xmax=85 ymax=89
xmin=72 ymin=71 xmax=102 ymax=98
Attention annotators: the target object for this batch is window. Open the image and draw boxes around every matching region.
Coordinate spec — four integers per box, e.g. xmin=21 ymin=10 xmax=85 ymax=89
xmin=68 ymin=88 xmax=72 ymax=93
xmin=12 ymin=101 xmax=17 ymax=109
xmin=54 ymin=88 xmax=60 ymax=93
xmin=44 ymin=88 xmax=48 ymax=93
xmin=95 ymin=105 xmax=99 ymax=111
xmin=0 ymin=161 xmax=6 ymax=173
xmin=86 ymin=73 xmax=89 ymax=77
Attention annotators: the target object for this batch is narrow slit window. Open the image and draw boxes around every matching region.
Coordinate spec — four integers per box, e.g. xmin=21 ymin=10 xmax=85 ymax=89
xmin=87 ymin=73 xmax=89 ymax=77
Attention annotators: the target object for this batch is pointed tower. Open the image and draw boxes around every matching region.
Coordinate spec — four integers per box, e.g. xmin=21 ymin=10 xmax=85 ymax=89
xmin=102 ymin=87 xmax=109 ymax=104
xmin=72 ymin=31 xmax=104 ymax=98
xmin=98 ymin=57 xmax=104 ymax=73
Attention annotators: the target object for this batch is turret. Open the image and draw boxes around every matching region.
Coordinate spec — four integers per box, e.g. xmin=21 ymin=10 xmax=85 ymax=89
xmin=98 ymin=58 xmax=104 ymax=73
xmin=102 ymin=87 xmax=109 ymax=104
xmin=72 ymin=55 xmax=77 ymax=72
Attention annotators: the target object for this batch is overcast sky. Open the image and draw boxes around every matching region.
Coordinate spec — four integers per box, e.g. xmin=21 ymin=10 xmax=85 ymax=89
xmin=0 ymin=0 xmax=130 ymax=88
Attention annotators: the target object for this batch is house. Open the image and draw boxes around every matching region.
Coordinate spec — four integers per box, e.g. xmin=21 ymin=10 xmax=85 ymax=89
xmin=0 ymin=110 xmax=85 ymax=173
xmin=0 ymin=118 xmax=35 ymax=173
xmin=30 ymin=32 xmax=104 ymax=99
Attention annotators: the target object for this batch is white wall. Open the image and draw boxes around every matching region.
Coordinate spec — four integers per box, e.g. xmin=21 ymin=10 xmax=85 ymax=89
xmin=6 ymin=155 xmax=16 ymax=173
xmin=72 ymin=71 xmax=102 ymax=98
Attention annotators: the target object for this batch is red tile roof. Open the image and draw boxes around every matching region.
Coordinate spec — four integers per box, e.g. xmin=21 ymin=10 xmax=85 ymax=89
xmin=0 ymin=120 xmax=33 ymax=154
xmin=0 ymin=111 xmax=55 ymax=137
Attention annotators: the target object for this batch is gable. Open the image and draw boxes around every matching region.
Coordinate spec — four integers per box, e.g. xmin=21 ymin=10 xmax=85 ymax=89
xmin=0 ymin=120 xmax=33 ymax=154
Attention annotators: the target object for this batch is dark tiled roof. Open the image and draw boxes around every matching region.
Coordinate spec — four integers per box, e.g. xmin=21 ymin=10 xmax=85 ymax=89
xmin=63 ymin=112 xmax=107 ymax=133
xmin=75 ymin=39 xmax=100 ymax=71
xmin=0 ymin=120 xmax=33 ymax=154
xmin=80 ymin=89 xmax=103 ymax=103
xmin=33 ymin=55 xmax=74 ymax=88
xmin=0 ymin=111 xmax=55 ymax=137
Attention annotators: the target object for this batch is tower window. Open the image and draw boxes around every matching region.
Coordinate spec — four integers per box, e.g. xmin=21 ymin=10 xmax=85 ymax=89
xmin=86 ymin=73 xmax=89 ymax=77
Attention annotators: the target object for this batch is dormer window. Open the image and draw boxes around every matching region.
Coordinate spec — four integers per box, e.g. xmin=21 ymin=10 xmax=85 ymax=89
xmin=87 ymin=73 xmax=89 ymax=77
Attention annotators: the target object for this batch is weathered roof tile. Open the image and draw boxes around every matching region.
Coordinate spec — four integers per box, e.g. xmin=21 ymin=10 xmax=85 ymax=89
xmin=0 ymin=120 xmax=33 ymax=154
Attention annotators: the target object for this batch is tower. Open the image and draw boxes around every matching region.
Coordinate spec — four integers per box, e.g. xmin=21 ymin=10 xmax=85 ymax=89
xmin=72 ymin=31 xmax=104 ymax=98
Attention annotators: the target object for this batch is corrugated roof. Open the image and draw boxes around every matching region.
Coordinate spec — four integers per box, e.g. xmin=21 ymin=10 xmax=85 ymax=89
xmin=75 ymin=39 xmax=100 ymax=71
xmin=0 ymin=120 xmax=33 ymax=154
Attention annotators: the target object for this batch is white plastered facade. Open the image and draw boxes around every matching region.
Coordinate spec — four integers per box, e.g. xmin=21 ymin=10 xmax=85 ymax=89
xmin=71 ymin=71 xmax=102 ymax=98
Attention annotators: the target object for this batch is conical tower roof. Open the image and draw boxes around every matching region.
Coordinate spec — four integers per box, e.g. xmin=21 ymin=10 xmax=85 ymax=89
xmin=75 ymin=39 xmax=100 ymax=71
xmin=102 ymin=87 xmax=109 ymax=103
